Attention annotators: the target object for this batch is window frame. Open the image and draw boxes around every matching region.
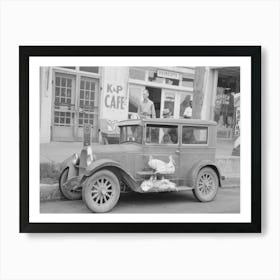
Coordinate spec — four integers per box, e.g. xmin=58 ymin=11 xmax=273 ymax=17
xmin=51 ymin=69 xmax=100 ymax=142
xmin=181 ymin=125 xmax=209 ymax=146
xmin=119 ymin=125 xmax=143 ymax=144
xmin=144 ymin=124 xmax=179 ymax=146
xmin=78 ymin=66 xmax=100 ymax=74
xmin=52 ymin=72 xmax=76 ymax=128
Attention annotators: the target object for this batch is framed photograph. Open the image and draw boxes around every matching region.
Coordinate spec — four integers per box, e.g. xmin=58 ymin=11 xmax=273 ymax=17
xmin=20 ymin=46 xmax=261 ymax=233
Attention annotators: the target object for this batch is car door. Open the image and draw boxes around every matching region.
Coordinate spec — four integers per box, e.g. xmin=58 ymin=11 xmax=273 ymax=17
xmin=179 ymin=125 xmax=211 ymax=185
xmin=142 ymin=123 xmax=180 ymax=183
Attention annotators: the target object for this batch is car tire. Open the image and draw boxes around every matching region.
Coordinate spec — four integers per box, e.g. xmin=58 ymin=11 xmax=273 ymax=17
xmin=59 ymin=168 xmax=82 ymax=200
xmin=192 ymin=167 xmax=219 ymax=202
xmin=83 ymin=169 xmax=120 ymax=213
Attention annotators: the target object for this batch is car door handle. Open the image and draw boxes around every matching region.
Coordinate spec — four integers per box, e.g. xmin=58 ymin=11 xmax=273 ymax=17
xmin=175 ymin=149 xmax=180 ymax=154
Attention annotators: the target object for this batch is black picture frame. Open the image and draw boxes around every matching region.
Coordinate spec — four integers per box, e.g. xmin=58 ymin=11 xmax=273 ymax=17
xmin=20 ymin=46 xmax=261 ymax=233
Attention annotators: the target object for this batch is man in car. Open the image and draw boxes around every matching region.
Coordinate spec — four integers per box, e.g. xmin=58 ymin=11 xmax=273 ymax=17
xmin=137 ymin=89 xmax=156 ymax=119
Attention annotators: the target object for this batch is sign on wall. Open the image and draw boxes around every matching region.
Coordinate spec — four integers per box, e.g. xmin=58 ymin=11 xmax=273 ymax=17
xmin=100 ymin=67 xmax=129 ymax=133
xmin=157 ymin=69 xmax=181 ymax=80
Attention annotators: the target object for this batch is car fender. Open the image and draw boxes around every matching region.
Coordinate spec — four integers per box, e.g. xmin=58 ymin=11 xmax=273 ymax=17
xmin=187 ymin=160 xmax=223 ymax=188
xmin=60 ymin=154 xmax=79 ymax=179
xmin=84 ymin=159 xmax=139 ymax=192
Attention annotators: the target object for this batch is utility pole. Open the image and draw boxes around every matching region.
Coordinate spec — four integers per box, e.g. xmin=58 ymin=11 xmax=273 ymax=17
xmin=192 ymin=67 xmax=206 ymax=119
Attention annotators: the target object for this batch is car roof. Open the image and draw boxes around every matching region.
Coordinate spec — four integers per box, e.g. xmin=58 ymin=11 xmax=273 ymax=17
xmin=118 ymin=118 xmax=217 ymax=126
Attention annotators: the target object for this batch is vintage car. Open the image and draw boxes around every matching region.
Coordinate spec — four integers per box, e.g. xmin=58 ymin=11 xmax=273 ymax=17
xmin=59 ymin=118 xmax=223 ymax=213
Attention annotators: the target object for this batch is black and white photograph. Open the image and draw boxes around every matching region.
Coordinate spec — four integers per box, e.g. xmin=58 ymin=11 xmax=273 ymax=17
xmin=39 ymin=65 xmax=241 ymax=215
xmin=19 ymin=46 xmax=260 ymax=233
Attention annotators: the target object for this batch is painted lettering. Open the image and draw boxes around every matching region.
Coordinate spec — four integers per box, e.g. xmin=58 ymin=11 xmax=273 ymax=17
xmin=105 ymin=94 xmax=111 ymax=107
xmin=107 ymin=83 xmax=123 ymax=94
xmin=104 ymin=94 xmax=125 ymax=109
xmin=116 ymin=85 xmax=123 ymax=93
xmin=107 ymin=84 xmax=113 ymax=93
xmin=110 ymin=95 xmax=116 ymax=108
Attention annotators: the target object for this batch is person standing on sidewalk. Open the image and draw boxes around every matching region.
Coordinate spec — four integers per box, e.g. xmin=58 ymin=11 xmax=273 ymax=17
xmin=137 ymin=89 xmax=156 ymax=118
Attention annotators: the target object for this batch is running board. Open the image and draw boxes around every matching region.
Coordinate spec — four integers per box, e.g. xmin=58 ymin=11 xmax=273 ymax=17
xmin=176 ymin=186 xmax=194 ymax=191
xmin=137 ymin=185 xmax=193 ymax=193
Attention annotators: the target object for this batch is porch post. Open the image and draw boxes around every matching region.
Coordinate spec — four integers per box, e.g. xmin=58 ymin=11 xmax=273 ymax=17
xmin=192 ymin=67 xmax=206 ymax=119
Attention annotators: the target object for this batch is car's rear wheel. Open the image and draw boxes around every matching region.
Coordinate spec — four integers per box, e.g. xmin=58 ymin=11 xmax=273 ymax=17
xmin=59 ymin=168 xmax=82 ymax=200
xmin=83 ymin=169 xmax=120 ymax=213
xmin=192 ymin=167 xmax=219 ymax=202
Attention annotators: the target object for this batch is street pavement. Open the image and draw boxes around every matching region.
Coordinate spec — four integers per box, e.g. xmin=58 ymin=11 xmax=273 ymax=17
xmin=40 ymin=187 xmax=240 ymax=214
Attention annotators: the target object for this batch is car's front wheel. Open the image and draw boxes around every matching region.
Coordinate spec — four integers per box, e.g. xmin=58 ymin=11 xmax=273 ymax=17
xmin=82 ymin=169 xmax=120 ymax=213
xmin=192 ymin=167 xmax=219 ymax=202
xmin=59 ymin=168 xmax=82 ymax=200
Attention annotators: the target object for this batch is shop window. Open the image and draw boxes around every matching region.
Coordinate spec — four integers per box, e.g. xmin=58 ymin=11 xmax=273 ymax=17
xmin=78 ymin=112 xmax=96 ymax=127
xmin=129 ymin=68 xmax=146 ymax=80
xmin=79 ymin=67 xmax=99 ymax=73
xmin=79 ymin=77 xmax=96 ymax=110
xmin=182 ymin=126 xmax=208 ymax=145
xmin=53 ymin=111 xmax=73 ymax=126
xmin=162 ymin=91 xmax=175 ymax=118
xmin=182 ymin=77 xmax=194 ymax=88
xmin=214 ymin=87 xmax=234 ymax=128
xmin=146 ymin=125 xmax=178 ymax=145
xmin=54 ymin=75 xmax=73 ymax=105
xmin=179 ymin=93 xmax=192 ymax=118
xmin=78 ymin=77 xmax=98 ymax=127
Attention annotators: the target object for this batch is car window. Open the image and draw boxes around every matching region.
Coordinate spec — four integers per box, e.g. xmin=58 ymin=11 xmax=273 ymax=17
xmin=120 ymin=125 xmax=142 ymax=144
xmin=146 ymin=124 xmax=178 ymax=145
xmin=182 ymin=126 xmax=208 ymax=144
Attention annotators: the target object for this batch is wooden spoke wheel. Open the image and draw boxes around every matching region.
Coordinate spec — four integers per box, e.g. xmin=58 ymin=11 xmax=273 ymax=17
xmin=83 ymin=169 xmax=120 ymax=213
xmin=193 ymin=167 xmax=219 ymax=202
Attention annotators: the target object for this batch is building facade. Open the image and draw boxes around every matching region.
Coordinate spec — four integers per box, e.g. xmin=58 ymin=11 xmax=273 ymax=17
xmin=40 ymin=66 xmax=240 ymax=143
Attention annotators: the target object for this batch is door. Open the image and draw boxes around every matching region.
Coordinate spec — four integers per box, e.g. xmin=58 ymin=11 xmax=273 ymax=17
xmin=52 ymin=73 xmax=99 ymax=142
xmin=143 ymin=124 xmax=180 ymax=183
xmin=52 ymin=73 xmax=76 ymax=141
xmin=145 ymin=86 xmax=162 ymax=118
xmin=160 ymin=89 xmax=179 ymax=118
xmin=76 ymin=77 xmax=99 ymax=142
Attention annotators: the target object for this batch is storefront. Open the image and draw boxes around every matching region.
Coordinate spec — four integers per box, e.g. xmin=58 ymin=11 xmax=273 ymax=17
xmin=40 ymin=66 xmax=101 ymax=143
xmin=127 ymin=67 xmax=194 ymax=119
xmin=98 ymin=67 xmax=195 ymax=141
xmin=40 ymin=66 xmax=238 ymax=143
xmin=212 ymin=67 xmax=240 ymax=139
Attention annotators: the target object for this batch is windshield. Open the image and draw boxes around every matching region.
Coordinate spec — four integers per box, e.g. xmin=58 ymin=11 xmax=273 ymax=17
xmin=120 ymin=125 xmax=142 ymax=144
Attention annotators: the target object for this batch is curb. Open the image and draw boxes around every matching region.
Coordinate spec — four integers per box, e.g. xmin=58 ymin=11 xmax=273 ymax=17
xmin=222 ymin=174 xmax=240 ymax=188
xmin=216 ymin=156 xmax=240 ymax=174
xmin=40 ymin=183 xmax=63 ymax=202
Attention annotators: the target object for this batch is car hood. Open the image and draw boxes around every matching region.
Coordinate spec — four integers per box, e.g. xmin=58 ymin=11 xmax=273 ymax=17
xmin=91 ymin=143 xmax=143 ymax=157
